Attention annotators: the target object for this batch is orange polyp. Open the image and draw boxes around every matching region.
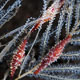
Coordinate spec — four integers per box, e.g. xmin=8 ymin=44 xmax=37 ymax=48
xmin=31 ymin=20 xmax=41 ymax=32
xmin=34 ymin=34 xmax=72 ymax=75
xmin=43 ymin=18 xmax=51 ymax=22
xmin=31 ymin=18 xmax=51 ymax=32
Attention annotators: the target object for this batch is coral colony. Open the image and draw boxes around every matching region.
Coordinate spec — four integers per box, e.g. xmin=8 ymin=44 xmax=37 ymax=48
xmin=0 ymin=0 xmax=80 ymax=80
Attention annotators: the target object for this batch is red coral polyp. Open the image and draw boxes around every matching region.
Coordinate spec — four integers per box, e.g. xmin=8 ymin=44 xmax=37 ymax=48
xmin=10 ymin=39 xmax=27 ymax=77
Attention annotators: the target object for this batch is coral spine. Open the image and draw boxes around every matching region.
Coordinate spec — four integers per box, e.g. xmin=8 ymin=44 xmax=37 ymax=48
xmin=10 ymin=39 xmax=27 ymax=77
xmin=34 ymin=34 xmax=72 ymax=74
